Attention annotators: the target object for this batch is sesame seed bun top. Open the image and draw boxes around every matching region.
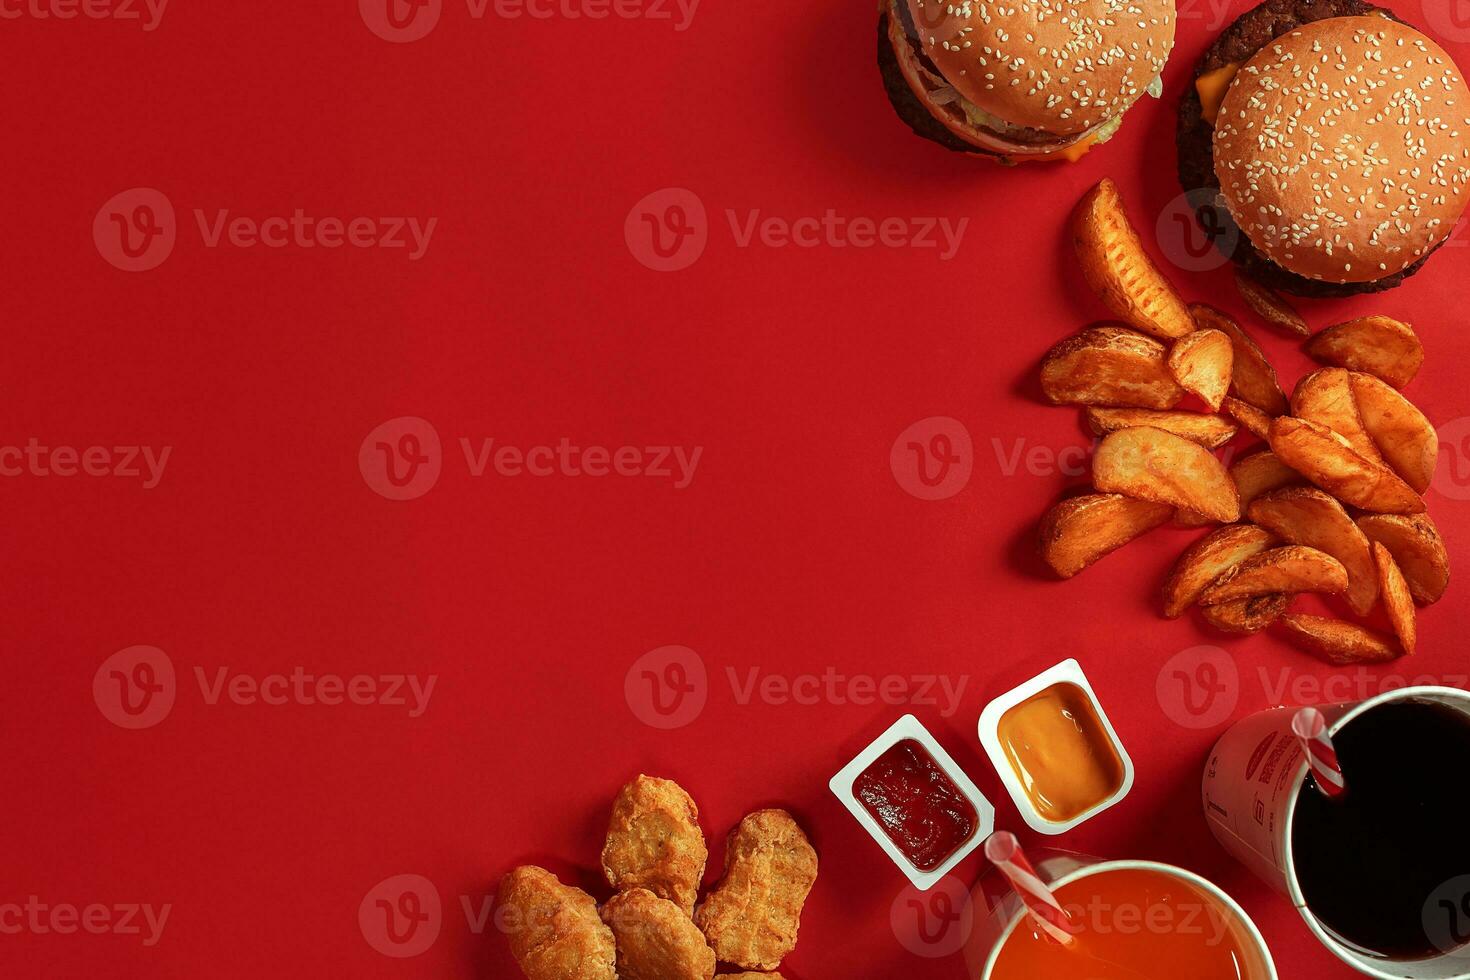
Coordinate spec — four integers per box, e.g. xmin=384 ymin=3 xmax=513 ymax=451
xmin=901 ymin=0 xmax=1176 ymax=136
xmin=1214 ymin=16 xmax=1470 ymax=284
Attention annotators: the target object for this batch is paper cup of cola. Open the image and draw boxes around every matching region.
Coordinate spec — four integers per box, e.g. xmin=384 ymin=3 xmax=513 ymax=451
xmin=1203 ymin=686 xmax=1470 ymax=978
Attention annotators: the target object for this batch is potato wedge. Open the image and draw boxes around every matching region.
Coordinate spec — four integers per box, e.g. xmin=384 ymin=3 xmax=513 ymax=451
xmin=1085 ymin=407 xmax=1237 ymax=449
xmin=1202 ymin=593 xmax=1292 ymax=634
xmin=1235 ymin=271 xmax=1310 ymax=337
xmin=1162 ymin=524 xmax=1278 ymax=618
xmin=1350 ymin=373 xmax=1437 ymax=494
xmin=1305 ymin=316 xmax=1423 ymax=389
xmin=1168 ymin=329 xmax=1233 ymax=411
xmin=1072 ymin=179 xmax=1194 ymax=340
xmin=1248 ymin=488 xmax=1377 ymax=616
xmin=1267 ymin=417 xmax=1425 ymax=514
xmin=1198 ymin=545 xmax=1348 ymax=606
xmin=1173 ymin=508 xmax=1219 ymax=528
xmin=1356 ymin=513 xmax=1450 ymax=604
xmin=1041 ymin=327 xmax=1185 ymax=409
xmin=1222 ymin=397 xmax=1272 ymax=441
xmin=1277 ymin=613 xmax=1401 ymax=665
xmin=1373 ymin=542 xmax=1417 ymax=656
xmin=1038 ymin=493 xmax=1174 ymax=579
xmin=1191 ymin=304 xmax=1287 ymax=416
xmin=1231 ymin=451 xmax=1303 ymax=513
xmin=1093 ymin=427 xmax=1240 ymax=523
xmin=1291 ymin=368 xmax=1382 ymax=464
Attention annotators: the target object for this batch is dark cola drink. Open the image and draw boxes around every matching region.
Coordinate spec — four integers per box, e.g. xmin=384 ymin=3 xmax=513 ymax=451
xmin=1292 ymin=700 xmax=1470 ymax=960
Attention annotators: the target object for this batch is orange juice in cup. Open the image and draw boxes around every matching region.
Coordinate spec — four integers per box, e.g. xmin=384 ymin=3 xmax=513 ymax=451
xmin=966 ymin=852 xmax=1277 ymax=980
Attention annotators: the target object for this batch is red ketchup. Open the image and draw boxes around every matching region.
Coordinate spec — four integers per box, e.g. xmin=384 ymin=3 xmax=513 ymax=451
xmin=853 ymin=739 xmax=978 ymax=872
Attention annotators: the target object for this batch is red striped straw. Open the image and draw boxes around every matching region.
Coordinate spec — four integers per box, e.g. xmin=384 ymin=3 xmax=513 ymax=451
xmin=1293 ymin=707 xmax=1346 ymax=799
xmin=984 ymin=831 xmax=1076 ymax=945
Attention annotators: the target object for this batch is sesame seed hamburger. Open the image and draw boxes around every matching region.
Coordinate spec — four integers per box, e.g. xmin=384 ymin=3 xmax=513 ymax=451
xmin=879 ymin=0 xmax=1177 ymax=163
xmin=1179 ymin=0 xmax=1470 ymax=296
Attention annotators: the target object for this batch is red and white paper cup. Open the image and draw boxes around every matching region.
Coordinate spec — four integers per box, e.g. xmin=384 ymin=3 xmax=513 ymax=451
xmin=1202 ymin=686 xmax=1470 ymax=979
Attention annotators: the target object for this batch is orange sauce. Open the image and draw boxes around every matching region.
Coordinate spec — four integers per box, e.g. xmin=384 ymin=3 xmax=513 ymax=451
xmin=989 ymin=868 xmax=1268 ymax=980
xmin=997 ymin=682 xmax=1124 ymax=823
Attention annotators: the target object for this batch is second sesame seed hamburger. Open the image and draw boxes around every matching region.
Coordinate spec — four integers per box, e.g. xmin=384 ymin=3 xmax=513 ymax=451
xmin=879 ymin=0 xmax=1178 ymax=163
xmin=1178 ymin=0 xmax=1470 ymax=296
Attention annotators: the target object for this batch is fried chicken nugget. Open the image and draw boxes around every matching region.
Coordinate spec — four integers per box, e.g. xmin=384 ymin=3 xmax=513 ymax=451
xmin=601 ymin=775 xmax=708 ymax=916
xmin=497 ymin=866 xmax=616 ymax=980
xmin=695 ymin=809 xmax=818 ymax=972
xmin=601 ymin=888 xmax=715 ymax=980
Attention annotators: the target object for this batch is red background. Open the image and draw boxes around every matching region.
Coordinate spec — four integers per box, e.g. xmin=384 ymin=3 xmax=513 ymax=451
xmin=3 ymin=0 xmax=1468 ymax=977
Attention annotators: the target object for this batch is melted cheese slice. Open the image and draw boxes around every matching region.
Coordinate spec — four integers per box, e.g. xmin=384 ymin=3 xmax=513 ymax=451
xmin=1197 ymin=62 xmax=1243 ymax=126
xmin=1027 ymin=131 xmax=1103 ymax=163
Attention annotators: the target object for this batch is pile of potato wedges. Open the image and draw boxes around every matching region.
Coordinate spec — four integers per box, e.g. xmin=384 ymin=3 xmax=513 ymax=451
xmin=1037 ymin=178 xmax=1449 ymax=664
